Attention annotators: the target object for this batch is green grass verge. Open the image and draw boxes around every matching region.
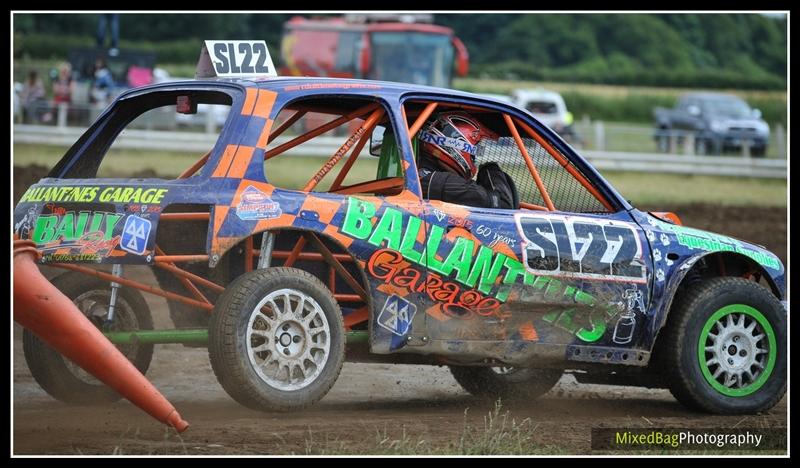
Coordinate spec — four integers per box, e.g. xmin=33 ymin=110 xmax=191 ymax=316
xmin=300 ymin=401 xmax=568 ymax=455
xmin=14 ymin=143 xmax=786 ymax=208
xmin=602 ymin=171 xmax=786 ymax=208
xmin=454 ymin=77 xmax=787 ymax=127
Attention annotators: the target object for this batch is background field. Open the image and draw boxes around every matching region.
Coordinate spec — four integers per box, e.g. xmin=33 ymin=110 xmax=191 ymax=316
xmin=13 ymin=144 xmax=787 ymax=208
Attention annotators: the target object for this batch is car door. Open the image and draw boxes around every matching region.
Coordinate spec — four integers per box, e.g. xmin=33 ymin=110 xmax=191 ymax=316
xmin=403 ymin=97 xmax=654 ymax=359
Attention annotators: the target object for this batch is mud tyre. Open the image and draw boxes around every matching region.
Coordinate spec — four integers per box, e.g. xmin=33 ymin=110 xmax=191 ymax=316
xmin=22 ymin=272 xmax=154 ymax=405
xmin=657 ymin=277 xmax=786 ymax=414
xmin=208 ymin=267 xmax=345 ymax=411
xmin=449 ymin=366 xmax=562 ymax=401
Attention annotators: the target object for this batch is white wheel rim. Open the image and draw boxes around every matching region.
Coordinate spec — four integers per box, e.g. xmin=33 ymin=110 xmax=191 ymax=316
xmin=246 ymin=288 xmax=331 ymax=391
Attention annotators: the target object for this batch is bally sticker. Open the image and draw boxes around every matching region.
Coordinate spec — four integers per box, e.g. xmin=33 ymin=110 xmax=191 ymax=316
xmin=236 ymin=186 xmax=282 ymax=220
xmin=377 ymin=294 xmax=417 ymax=336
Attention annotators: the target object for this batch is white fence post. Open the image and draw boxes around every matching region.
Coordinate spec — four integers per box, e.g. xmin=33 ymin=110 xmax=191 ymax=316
xmin=684 ymin=133 xmax=695 ymax=155
xmin=775 ymin=124 xmax=785 ymax=159
xmin=594 ymin=121 xmax=605 ymax=151
xmin=57 ymin=103 xmax=68 ymax=129
xmin=205 ymin=107 xmax=215 ymax=134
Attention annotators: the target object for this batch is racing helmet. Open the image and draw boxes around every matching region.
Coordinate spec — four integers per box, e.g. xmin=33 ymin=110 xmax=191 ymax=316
xmin=418 ymin=111 xmax=499 ymax=179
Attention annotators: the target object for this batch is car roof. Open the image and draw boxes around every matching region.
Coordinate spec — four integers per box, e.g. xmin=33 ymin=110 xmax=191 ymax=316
xmin=136 ymin=75 xmax=501 ymax=101
xmin=512 ymin=89 xmax=563 ymax=101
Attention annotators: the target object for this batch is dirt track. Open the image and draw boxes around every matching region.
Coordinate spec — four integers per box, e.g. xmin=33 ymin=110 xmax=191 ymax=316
xmin=12 ymin=165 xmax=787 ymax=455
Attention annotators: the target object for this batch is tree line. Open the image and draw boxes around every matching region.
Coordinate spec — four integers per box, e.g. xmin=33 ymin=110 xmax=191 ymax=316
xmin=14 ymin=13 xmax=786 ymax=90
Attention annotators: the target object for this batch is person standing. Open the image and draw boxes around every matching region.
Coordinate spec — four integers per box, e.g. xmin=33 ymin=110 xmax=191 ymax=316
xmin=97 ymin=13 xmax=120 ymax=56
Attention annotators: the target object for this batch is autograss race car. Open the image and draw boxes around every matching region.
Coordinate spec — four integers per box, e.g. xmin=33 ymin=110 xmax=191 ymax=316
xmin=13 ymin=41 xmax=786 ymax=421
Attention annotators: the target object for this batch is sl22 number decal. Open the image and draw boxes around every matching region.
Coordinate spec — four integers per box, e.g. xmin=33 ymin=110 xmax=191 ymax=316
xmin=206 ymin=41 xmax=275 ymax=77
xmin=516 ymin=214 xmax=647 ymax=283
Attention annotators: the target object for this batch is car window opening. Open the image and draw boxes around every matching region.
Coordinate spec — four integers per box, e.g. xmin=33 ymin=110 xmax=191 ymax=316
xmin=263 ymin=98 xmax=404 ymax=197
xmin=403 ymin=100 xmax=613 ymax=213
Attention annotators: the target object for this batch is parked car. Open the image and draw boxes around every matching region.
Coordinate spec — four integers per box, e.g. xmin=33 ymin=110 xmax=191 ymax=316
xmin=512 ymin=88 xmax=580 ymax=145
xmin=654 ymin=92 xmax=770 ymax=156
xmin=14 ymin=42 xmax=786 ymax=427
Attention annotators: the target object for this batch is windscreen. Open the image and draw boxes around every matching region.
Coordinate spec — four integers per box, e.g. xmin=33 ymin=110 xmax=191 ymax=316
xmin=368 ymin=32 xmax=454 ymax=88
xmin=702 ymin=98 xmax=752 ymax=118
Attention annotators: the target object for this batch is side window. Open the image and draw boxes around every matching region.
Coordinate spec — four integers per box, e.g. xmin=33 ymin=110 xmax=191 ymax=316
xmin=263 ymin=96 xmax=404 ymax=196
xmin=403 ymin=99 xmax=611 ymax=213
xmin=480 ymin=134 xmax=609 ymax=213
xmin=53 ymin=89 xmax=233 ymax=179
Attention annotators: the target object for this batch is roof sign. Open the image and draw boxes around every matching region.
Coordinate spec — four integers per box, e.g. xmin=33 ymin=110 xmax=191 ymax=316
xmin=196 ymin=40 xmax=277 ymax=79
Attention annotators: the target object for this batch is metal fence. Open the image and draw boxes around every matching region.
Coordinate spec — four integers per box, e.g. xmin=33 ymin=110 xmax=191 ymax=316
xmin=14 ymin=124 xmax=786 ymax=179
xmin=571 ymin=119 xmax=787 ymax=159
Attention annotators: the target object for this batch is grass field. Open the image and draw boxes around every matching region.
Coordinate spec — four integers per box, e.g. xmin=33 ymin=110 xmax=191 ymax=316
xmin=454 ymin=77 xmax=788 ymax=101
xmin=13 ymin=143 xmax=787 ymax=207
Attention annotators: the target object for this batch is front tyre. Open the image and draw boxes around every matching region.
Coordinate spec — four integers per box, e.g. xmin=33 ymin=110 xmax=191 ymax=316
xmin=658 ymin=277 xmax=786 ymax=414
xmin=208 ymin=267 xmax=345 ymax=411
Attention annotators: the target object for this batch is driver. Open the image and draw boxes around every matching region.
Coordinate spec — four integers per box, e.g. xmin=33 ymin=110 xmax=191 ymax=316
xmin=417 ymin=111 xmax=518 ymax=209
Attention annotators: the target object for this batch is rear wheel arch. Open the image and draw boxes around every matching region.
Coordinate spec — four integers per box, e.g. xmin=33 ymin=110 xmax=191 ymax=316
xmin=233 ymin=228 xmax=373 ymax=325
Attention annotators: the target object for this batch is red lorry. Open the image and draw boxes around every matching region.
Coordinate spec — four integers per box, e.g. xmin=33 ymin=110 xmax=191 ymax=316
xmin=280 ymin=14 xmax=469 ymax=88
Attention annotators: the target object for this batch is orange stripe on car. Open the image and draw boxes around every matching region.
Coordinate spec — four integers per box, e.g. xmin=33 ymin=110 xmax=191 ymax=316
xmin=211 ymin=145 xmax=238 ymax=178
xmin=256 ymin=119 xmax=275 ymax=149
xmin=241 ymin=88 xmax=258 ymax=116
xmin=226 ymin=146 xmax=254 ymax=179
xmin=252 ymin=90 xmax=277 ymax=119
xmin=211 ymin=206 xmax=230 ymax=243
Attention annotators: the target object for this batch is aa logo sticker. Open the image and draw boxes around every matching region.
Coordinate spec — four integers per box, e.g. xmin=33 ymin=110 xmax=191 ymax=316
xmin=120 ymin=215 xmax=151 ymax=255
xmin=377 ymin=294 xmax=417 ymax=336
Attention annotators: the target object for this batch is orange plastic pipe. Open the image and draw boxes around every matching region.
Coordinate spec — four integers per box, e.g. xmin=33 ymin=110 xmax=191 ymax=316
xmin=154 ymin=255 xmax=209 ymax=263
xmin=53 ymin=263 xmax=214 ymax=311
xmin=302 ymin=107 xmax=385 ymax=192
xmin=154 ymin=246 xmax=211 ymax=305
xmin=160 ymin=212 xmax=210 ymax=221
xmin=13 ymin=240 xmax=189 ymax=432
xmin=520 ymin=201 xmax=549 ymax=211
xmin=265 ymin=102 xmax=379 ymax=160
xmin=515 ymin=118 xmax=614 ymax=212
xmin=178 ymin=151 xmax=211 ymax=179
xmin=330 ymin=109 xmax=384 ymax=190
xmin=268 ymin=110 xmax=307 ymax=144
xmin=407 ymin=102 xmax=438 ymax=139
xmin=503 ymin=114 xmax=555 ymax=211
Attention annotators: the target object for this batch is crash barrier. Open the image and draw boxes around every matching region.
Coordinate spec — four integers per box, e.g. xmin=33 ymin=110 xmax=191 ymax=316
xmin=14 ymin=125 xmax=786 ymax=179
xmin=575 ymin=121 xmax=786 ymax=159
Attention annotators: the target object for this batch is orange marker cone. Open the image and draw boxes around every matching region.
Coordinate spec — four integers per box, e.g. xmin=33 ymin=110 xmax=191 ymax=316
xmin=13 ymin=239 xmax=189 ymax=432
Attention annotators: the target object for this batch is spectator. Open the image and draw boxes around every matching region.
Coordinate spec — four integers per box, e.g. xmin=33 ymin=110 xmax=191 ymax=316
xmin=20 ymin=70 xmax=46 ymax=123
xmin=52 ymin=62 xmax=75 ymax=104
xmin=91 ymin=57 xmax=115 ymax=105
xmin=97 ymin=13 xmax=120 ymax=57
xmin=42 ymin=62 xmax=75 ymax=123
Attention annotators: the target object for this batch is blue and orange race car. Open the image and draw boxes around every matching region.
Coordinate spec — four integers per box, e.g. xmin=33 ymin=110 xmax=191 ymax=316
xmin=13 ymin=42 xmax=786 ymax=418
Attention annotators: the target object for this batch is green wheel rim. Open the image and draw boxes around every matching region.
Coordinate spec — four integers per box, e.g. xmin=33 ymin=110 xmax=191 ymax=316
xmin=697 ymin=304 xmax=777 ymax=397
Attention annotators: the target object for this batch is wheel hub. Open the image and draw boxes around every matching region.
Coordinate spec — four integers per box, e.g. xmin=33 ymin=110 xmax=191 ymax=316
xmin=246 ymin=288 xmax=331 ymax=391
xmin=699 ymin=307 xmax=774 ymax=396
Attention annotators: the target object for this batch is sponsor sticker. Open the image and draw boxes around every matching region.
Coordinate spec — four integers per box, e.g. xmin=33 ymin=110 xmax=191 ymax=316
xmin=377 ymin=294 xmax=417 ymax=336
xmin=236 ymin=186 xmax=282 ymax=220
xmin=120 ymin=215 xmax=152 ymax=255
